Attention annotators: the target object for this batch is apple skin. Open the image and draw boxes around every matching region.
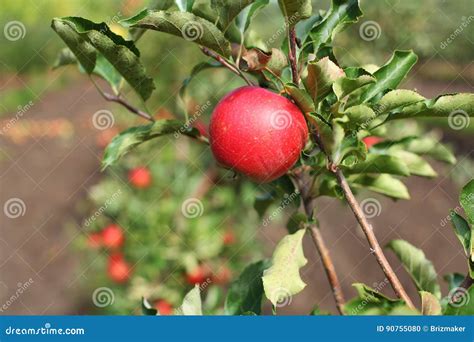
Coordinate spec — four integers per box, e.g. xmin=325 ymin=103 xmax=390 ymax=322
xmin=87 ymin=232 xmax=103 ymax=248
xmin=222 ymin=230 xmax=236 ymax=246
xmin=154 ymin=299 xmax=173 ymax=315
xmin=362 ymin=136 xmax=383 ymax=149
xmin=209 ymin=86 xmax=308 ymax=183
xmin=102 ymin=224 xmax=125 ymax=249
xmin=128 ymin=167 xmax=152 ymax=188
xmin=185 ymin=265 xmax=210 ymax=285
xmin=107 ymin=253 xmax=131 ymax=283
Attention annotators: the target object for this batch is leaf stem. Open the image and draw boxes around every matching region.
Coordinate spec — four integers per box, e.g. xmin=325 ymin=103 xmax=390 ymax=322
xmin=200 ymin=47 xmax=253 ymax=86
xmin=288 ymin=27 xmax=299 ymax=84
xmin=295 ymin=172 xmax=346 ymax=315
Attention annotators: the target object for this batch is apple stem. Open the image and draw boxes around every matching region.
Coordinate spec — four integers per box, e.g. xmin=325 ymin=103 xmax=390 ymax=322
xmin=201 ymin=47 xmax=253 ymax=86
xmin=333 ymin=168 xmax=416 ymax=310
xmin=296 ymin=172 xmax=346 ymax=315
xmin=288 ymin=27 xmax=299 ymax=84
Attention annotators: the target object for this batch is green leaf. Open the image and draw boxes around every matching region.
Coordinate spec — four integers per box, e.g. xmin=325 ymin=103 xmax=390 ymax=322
xmin=387 ymin=239 xmax=441 ymax=298
xmin=51 ymin=17 xmax=155 ymax=100
xmin=286 ymin=212 xmax=308 ymax=234
xmin=308 ymin=0 xmax=362 ymax=52
xmin=460 ymin=179 xmax=474 ymax=226
xmin=333 ymin=75 xmax=375 ymax=100
xmin=387 ymin=93 xmax=474 ymax=120
xmin=444 ymin=273 xmax=466 ymax=291
xmin=176 ymin=0 xmax=195 ymax=12
xmin=262 ymin=229 xmax=307 ymax=307
xmin=400 ymin=137 xmax=456 ymax=164
xmin=211 ymin=0 xmax=255 ymax=31
xmin=121 ymin=9 xmax=231 ymax=57
xmin=303 ymin=57 xmax=344 ymax=102
xmin=179 ymin=285 xmax=202 ymax=315
xmin=388 ymin=150 xmax=437 ymax=178
xmin=444 ymin=285 xmax=474 ymax=315
xmin=420 ymin=291 xmax=442 ymax=315
xmin=376 ymin=89 xmax=425 ymax=115
xmin=51 ymin=19 xmax=96 ymax=73
xmin=236 ymin=0 xmax=269 ymax=33
xmin=102 ymin=120 xmax=201 ymax=169
xmin=361 ymin=50 xmax=418 ymax=103
xmin=141 ymin=298 xmax=158 ymax=315
xmin=450 ymin=211 xmax=471 ymax=255
xmin=345 ymin=283 xmax=416 ymax=315
xmin=343 ymin=104 xmax=376 ymax=127
xmin=343 ymin=154 xmax=410 ymax=176
xmin=225 ymin=260 xmax=270 ymax=315
xmin=278 ymin=0 xmax=312 ymax=26
xmin=349 ymin=174 xmax=410 ymax=200
xmin=284 ymin=83 xmax=315 ymax=113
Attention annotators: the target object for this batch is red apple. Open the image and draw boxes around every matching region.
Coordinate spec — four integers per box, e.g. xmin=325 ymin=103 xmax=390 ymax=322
xmin=185 ymin=265 xmax=210 ymax=285
xmin=102 ymin=224 xmax=125 ymax=249
xmin=128 ymin=167 xmax=152 ymax=188
xmin=87 ymin=232 xmax=102 ymax=248
xmin=362 ymin=136 xmax=383 ymax=149
xmin=209 ymin=86 xmax=308 ymax=183
xmin=222 ymin=230 xmax=236 ymax=246
xmin=107 ymin=253 xmax=131 ymax=283
xmin=154 ymin=299 xmax=173 ymax=315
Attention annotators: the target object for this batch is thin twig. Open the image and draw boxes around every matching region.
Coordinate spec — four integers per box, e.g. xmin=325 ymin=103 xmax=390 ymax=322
xmin=201 ymin=47 xmax=253 ymax=86
xmin=334 ymin=168 xmax=415 ymax=309
xmin=89 ymin=76 xmax=155 ymax=122
xmin=296 ymin=172 xmax=346 ymax=314
xmin=288 ymin=27 xmax=299 ymax=84
xmin=459 ymin=275 xmax=474 ymax=289
xmin=102 ymin=92 xmax=155 ymax=122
